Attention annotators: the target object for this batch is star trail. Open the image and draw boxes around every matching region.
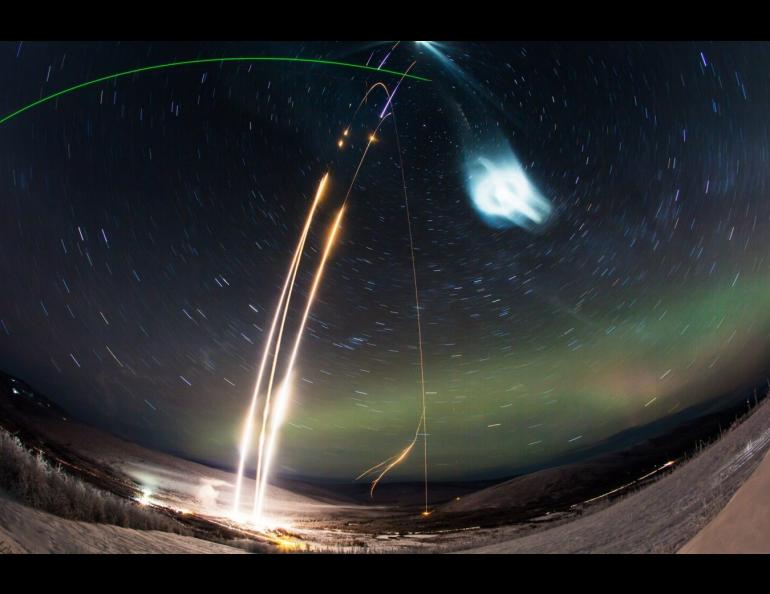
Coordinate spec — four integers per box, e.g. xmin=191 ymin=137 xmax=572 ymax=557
xmin=2 ymin=40 xmax=770 ymax=485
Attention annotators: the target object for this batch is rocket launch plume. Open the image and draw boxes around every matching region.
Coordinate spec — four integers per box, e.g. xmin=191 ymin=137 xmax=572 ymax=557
xmin=253 ymin=205 xmax=347 ymax=525
xmin=231 ymin=173 xmax=328 ymax=518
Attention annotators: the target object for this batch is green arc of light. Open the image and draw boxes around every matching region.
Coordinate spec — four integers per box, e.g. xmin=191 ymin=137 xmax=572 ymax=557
xmin=0 ymin=56 xmax=430 ymax=125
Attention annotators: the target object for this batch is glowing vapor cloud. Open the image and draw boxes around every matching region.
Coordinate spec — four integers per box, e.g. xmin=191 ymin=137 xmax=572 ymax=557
xmin=465 ymin=154 xmax=552 ymax=230
xmin=253 ymin=205 xmax=347 ymax=525
xmin=232 ymin=173 xmax=328 ymax=518
xmin=416 ymin=41 xmax=551 ymax=233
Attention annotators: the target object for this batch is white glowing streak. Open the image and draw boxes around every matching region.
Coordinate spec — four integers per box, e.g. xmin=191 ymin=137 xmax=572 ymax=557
xmin=470 ymin=157 xmax=551 ymax=228
xmin=251 ymin=182 xmax=328 ymax=518
xmin=232 ymin=173 xmax=327 ymax=517
xmin=253 ymin=205 xmax=346 ymax=524
xmin=250 ymin=375 xmax=293 ymax=528
xmin=251 ymin=117 xmax=387 ymax=521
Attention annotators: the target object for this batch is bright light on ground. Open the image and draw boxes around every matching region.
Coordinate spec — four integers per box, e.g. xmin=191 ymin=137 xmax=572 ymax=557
xmin=138 ymin=488 xmax=152 ymax=506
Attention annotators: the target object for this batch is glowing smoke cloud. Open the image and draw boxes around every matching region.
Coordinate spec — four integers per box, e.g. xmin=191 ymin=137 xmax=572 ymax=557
xmin=415 ymin=42 xmax=553 ymax=231
xmin=465 ymin=153 xmax=552 ymax=230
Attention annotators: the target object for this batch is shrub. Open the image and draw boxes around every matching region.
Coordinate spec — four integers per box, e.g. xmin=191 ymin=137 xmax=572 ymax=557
xmin=0 ymin=428 xmax=189 ymax=535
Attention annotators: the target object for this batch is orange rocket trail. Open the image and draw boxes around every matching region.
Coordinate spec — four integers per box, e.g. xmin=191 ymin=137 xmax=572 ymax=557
xmin=353 ymin=91 xmax=431 ymax=515
xmin=239 ymin=52 xmax=427 ymax=526
xmin=253 ymin=204 xmax=347 ymax=524
xmin=248 ymin=111 xmax=393 ymax=525
xmin=232 ymin=173 xmax=328 ymax=518
xmin=252 ymin=177 xmax=326 ymax=514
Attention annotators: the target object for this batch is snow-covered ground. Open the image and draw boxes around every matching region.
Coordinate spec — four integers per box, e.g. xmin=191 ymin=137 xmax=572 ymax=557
xmin=456 ymin=396 xmax=770 ymax=553
xmin=680 ymin=447 xmax=770 ymax=553
xmin=33 ymin=416 xmax=357 ymax=524
xmin=0 ymin=493 xmax=245 ymax=554
xmin=5 ymin=391 xmax=770 ymax=553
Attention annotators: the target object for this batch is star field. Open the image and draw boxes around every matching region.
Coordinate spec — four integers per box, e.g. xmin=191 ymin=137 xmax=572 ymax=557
xmin=2 ymin=41 xmax=769 ymax=481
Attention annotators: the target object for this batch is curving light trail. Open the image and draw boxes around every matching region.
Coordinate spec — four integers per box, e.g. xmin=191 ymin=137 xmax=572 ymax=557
xmin=232 ymin=173 xmax=328 ymax=518
xmin=251 ymin=176 xmax=328 ymax=513
xmin=0 ymin=56 xmax=429 ymax=126
xmin=248 ymin=110 xmax=392 ymax=525
xmin=235 ymin=53 xmax=432 ymax=525
xmin=391 ymin=103 xmax=430 ymax=515
xmin=378 ymin=62 xmax=415 ymax=119
xmin=344 ymin=78 xmax=431 ymax=514
xmin=253 ymin=205 xmax=347 ymax=525
xmin=3 ymin=42 xmax=437 ymax=527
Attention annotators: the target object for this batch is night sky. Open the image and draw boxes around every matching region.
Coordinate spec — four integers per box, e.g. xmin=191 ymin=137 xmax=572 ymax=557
xmin=3 ymin=41 xmax=770 ymax=482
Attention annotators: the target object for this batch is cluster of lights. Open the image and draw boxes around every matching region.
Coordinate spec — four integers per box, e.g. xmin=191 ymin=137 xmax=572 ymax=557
xmin=337 ymin=128 xmax=350 ymax=149
xmin=337 ymin=128 xmax=380 ymax=151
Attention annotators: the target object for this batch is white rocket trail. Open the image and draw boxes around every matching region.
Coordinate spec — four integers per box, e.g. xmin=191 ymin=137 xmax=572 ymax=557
xmin=231 ymin=173 xmax=328 ymax=517
xmin=253 ymin=205 xmax=346 ymax=525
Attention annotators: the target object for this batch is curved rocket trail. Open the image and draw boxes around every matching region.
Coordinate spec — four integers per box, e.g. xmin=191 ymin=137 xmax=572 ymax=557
xmin=238 ymin=49 xmax=431 ymax=525
xmin=233 ymin=54 xmax=416 ymax=522
xmin=391 ymin=105 xmax=430 ymax=516
xmin=251 ymin=177 xmax=327 ymax=516
xmin=344 ymin=68 xmax=432 ymax=514
xmin=250 ymin=115 xmax=392 ymax=526
xmin=0 ymin=56 xmax=428 ymax=126
xmin=253 ymin=205 xmax=347 ymax=523
xmin=231 ymin=174 xmax=328 ymax=517
xmin=2 ymin=44 xmax=435 ymax=526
